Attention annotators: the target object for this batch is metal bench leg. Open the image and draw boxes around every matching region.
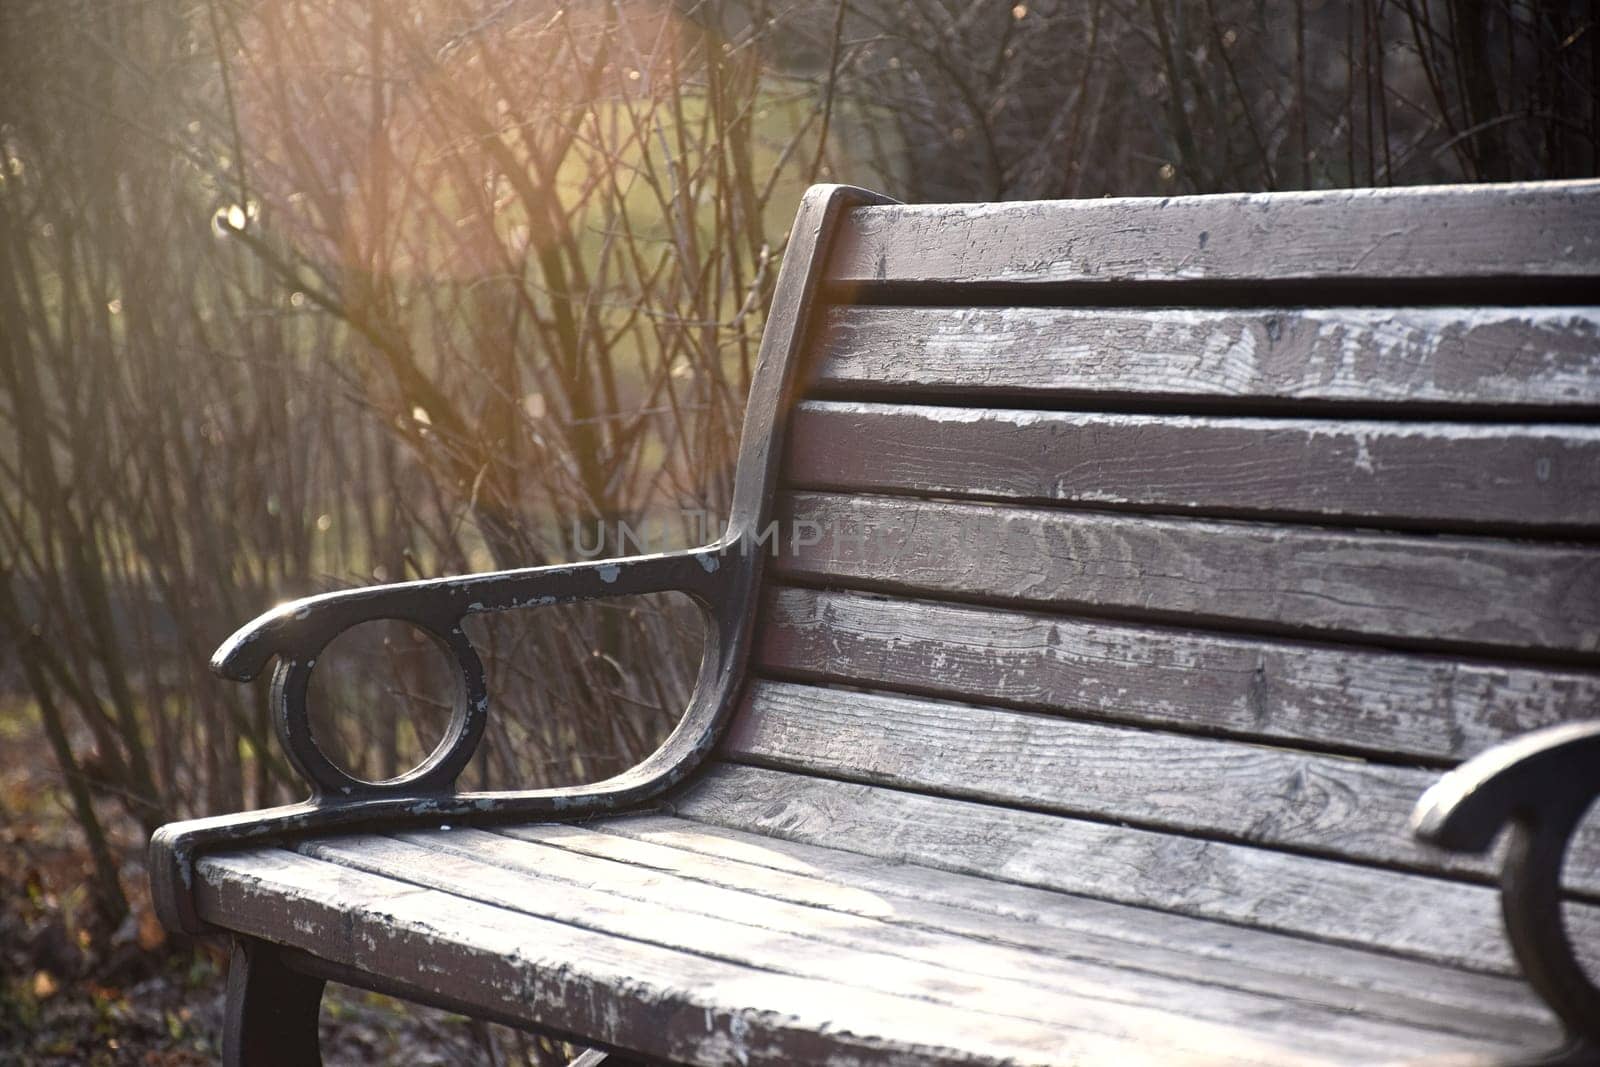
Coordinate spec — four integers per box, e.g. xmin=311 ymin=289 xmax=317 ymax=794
xmin=223 ymin=937 xmax=326 ymax=1067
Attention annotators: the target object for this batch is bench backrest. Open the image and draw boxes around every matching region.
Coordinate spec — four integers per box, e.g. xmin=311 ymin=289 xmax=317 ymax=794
xmin=696 ymin=181 xmax=1600 ymax=977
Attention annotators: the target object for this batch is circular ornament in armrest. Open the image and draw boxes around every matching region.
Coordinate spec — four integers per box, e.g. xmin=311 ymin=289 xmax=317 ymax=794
xmin=272 ymin=617 xmax=488 ymax=801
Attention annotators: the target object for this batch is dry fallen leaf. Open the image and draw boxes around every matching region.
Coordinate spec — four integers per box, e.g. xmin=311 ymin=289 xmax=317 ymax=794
xmin=31 ymin=969 xmax=59 ymax=999
xmin=137 ymin=909 xmax=167 ymax=951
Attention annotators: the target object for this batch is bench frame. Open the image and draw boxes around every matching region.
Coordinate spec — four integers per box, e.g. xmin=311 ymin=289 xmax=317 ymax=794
xmin=149 ymin=183 xmax=1600 ymax=1066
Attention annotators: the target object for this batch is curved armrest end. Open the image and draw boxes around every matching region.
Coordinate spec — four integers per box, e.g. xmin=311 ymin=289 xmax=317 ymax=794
xmin=1412 ymin=721 xmax=1600 ymax=853
xmin=211 ymin=603 xmax=310 ymax=681
xmin=1414 ymin=720 xmax=1600 ymax=1046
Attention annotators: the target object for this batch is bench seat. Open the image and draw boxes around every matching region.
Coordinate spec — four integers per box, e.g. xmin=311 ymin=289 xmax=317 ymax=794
xmin=196 ymin=797 xmax=1562 ymax=1066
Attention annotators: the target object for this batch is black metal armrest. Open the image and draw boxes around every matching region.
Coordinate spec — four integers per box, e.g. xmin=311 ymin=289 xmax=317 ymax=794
xmin=214 ymin=548 xmax=726 ymax=682
xmin=151 ymin=545 xmax=736 ymax=935
xmin=1413 ymin=721 xmax=1600 ymax=1047
xmin=214 ymin=547 xmax=729 ymax=801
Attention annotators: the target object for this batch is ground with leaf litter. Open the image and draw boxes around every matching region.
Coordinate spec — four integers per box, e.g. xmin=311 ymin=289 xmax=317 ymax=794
xmin=0 ymin=706 xmax=577 ymax=1066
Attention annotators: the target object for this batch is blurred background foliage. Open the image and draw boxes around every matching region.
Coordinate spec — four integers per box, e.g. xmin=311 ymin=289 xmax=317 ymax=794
xmin=0 ymin=1 xmax=1596 ymax=1055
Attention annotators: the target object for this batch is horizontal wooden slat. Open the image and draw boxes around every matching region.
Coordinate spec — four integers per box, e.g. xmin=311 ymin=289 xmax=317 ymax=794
xmin=772 ymin=492 xmax=1600 ymax=658
xmin=785 ymin=402 xmax=1600 ymax=531
xmin=676 ymin=764 xmax=1600 ymax=975
xmin=723 ymin=680 xmax=1600 ymax=893
xmin=298 ymin=830 xmax=1502 ymax=1064
xmin=755 ymin=587 xmax=1600 ymax=762
xmin=808 ymin=306 xmax=1600 ymax=410
xmin=300 ymin=835 xmax=1179 ymax=1048
xmin=534 ymin=817 xmax=1555 ymax=1040
xmin=827 ymin=182 xmax=1600 ymax=284
xmin=195 ymin=850 xmax=1081 ymax=1066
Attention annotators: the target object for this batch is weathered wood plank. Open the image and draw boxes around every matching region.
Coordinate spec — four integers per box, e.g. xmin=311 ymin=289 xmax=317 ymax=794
xmin=756 ymin=587 xmax=1600 ymax=762
xmin=515 ymin=818 xmax=1556 ymax=1041
xmin=723 ymin=680 xmax=1600 ymax=892
xmin=785 ymin=402 xmax=1600 ymax=531
xmin=297 ymin=835 xmax=1200 ymax=1047
xmin=807 ymin=306 xmax=1600 ymax=410
xmin=296 ymin=830 xmax=1501 ymax=1063
xmin=194 ymin=850 xmax=1089 ymax=1067
xmin=674 ymin=763 xmax=1600 ymax=975
xmin=772 ymin=492 xmax=1600 ymax=657
xmin=827 ymin=182 xmax=1600 ymax=284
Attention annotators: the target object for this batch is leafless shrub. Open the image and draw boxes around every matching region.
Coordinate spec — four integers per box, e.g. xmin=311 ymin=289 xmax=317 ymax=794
xmin=0 ymin=0 xmax=843 ymax=927
xmin=832 ymin=0 xmax=1598 ymax=199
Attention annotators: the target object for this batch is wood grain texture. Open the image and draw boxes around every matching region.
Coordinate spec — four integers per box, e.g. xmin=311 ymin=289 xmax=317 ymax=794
xmin=516 ymin=817 xmax=1557 ymax=1041
xmin=755 ymin=587 xmax=1600 ymax=762
xmin=674 ymin=763 xmax=1600 ymax=975
xmin=807 ymin=306 xmax=1600 ymax=410
xmin=293 ymin=830 xmax=1504 ymax=1064
xmin=785 ymin=402 xmax=1600 ymax=531
xmin=771 ymin=492 xmax=1600 ymax=657
xmin=194 ymin=850 xmax=1095 ymax=1067
xmin=298 ymin=834 xmax=1150 ymax=1043
xmin=723 ymin=680 xmax=1600 ymax=894
xmin=826 ymin=181 xmax=1600 ymax=284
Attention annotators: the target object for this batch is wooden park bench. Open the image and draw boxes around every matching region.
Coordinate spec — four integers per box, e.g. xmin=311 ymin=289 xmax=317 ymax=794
xmin=151 ymin=180 xmax=1600 ymax=1066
